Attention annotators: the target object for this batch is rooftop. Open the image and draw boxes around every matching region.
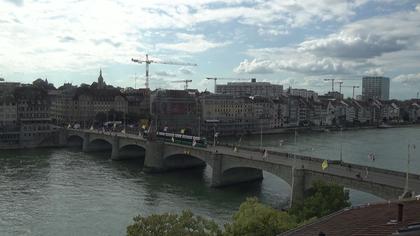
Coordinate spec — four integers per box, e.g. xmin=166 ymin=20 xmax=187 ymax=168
xmin=282 ymin=199 xmax=420 ymax=236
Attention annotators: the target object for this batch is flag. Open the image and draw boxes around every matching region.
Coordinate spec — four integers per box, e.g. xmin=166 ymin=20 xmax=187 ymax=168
xmin=180 ymin=129 xmax=185 ymax=134
xmin=192 ymin=138 xmax=197 ymax=147
xmin=171 ymin=136 xmax=175 ymax=143
xmin=322 ymin=160 xmax=328 ymax=170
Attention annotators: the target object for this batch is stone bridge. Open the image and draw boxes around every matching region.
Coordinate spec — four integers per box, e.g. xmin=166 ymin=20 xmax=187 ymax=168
xmin=63 ymin=129 xmax=420 ymax=206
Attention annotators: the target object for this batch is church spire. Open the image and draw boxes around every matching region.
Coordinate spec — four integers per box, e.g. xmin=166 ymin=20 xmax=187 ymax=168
xmin=98 ymin=68 xmax=105 ymax=89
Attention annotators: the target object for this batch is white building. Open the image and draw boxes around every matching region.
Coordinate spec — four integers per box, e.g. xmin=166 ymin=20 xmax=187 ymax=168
xmin=289 ymin=89 xmax=318 ymax=101
xmin=215 ymin=79 xmax=283 ymax=97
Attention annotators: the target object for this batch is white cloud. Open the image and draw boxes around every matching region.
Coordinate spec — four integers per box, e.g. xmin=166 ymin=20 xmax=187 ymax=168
xmin=298 ymin=10 xmax=420 ymax=59
xmin=154 ymin=71 xmax=176 ymax=77
xmin=394 ymin=73 xmax=420 ymax=86
xmin=179 ymin=67 xmax=194 ymax=75
xmin=235 ymin=6 xmax=420 ymax=78
xmin=364 ymin=68 xmax=384 ymax=76
xmin=234 ymin=59 xmax=275 ymax=74
xmin=157 ymin=33 xmax=229 ymax=53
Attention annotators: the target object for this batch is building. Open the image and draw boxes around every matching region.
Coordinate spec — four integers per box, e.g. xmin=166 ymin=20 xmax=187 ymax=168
xmin=151 ymin=89 xmax=200 ymax=135
xmin=362 ymin=76 xmax=390 ymax=101
xmin=199 ymin=93 xmax=281 ymax=137
xmin=215 ymin=78 xmax=283 ymax=97
xmin=49 ymin=70 xmax=128 ymax=127
xmin=282 ymin=199 xmax=420 ymax=236
xmin=123 ymin=88 xmax=150 ymax=119
xmin=0 ymin=82 xmax=20 ymax=97
xmin=0 ymin=96 xmax=19 ymax=146
xmin=289 ymin=88 xmax=318 ymax=101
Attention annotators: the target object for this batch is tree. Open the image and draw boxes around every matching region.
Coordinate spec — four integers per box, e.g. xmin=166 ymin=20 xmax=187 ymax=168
xmin=289 ymin=180 xmax=350 ymax=222
xmin=223 ymin=198 xmax=298 ymax=236
xmin=127 ymin=210 xmax=222 ymax=236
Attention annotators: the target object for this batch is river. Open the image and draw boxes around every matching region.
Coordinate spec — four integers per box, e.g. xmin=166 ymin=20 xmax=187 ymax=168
xmin=1 ymin=127 xmax=419 ymax=235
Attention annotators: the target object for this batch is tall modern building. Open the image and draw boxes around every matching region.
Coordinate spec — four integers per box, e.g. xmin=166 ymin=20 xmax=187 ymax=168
xmin=362 ymin=76 xmax=390 ymax=100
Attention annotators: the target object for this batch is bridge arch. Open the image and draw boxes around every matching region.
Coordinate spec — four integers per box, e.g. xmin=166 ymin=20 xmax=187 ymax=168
xmin=85 ymin=138 xmax=113 ymax=152
xmin=220 ymin=160 xmax=293 ymax=187
xmin=163 ymin=153 xmax=208 ymax=170
xmin=118 ymin=144 xmax=147 ymax=160
xmin=67 ymin=134 xmax=84 ymax=147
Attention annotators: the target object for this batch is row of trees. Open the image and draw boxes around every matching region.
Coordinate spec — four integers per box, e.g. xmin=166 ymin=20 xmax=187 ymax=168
xmin=126 ymin=181 xmax=350 ymax=236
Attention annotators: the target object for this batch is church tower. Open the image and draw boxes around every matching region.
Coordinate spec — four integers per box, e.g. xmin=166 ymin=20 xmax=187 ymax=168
xmin=98 ymin=68 xmax=105 ymax=89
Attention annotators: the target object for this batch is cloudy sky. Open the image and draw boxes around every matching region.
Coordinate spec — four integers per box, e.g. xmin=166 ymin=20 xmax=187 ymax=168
xmin=1 ymin=0 xmax=420 ymax=99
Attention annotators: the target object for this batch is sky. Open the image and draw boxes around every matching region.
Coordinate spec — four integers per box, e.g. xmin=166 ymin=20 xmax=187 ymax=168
xmin=0 ymin=0 xmax=420 ymax=99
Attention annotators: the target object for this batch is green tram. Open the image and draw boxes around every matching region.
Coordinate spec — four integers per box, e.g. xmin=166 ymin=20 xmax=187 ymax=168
xmin=155 ymin=132 xmax=208 ymax=148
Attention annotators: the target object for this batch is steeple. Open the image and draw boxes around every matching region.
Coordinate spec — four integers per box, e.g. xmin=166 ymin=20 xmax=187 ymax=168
xmin=98 ymin=68 xmax=105 ymax=88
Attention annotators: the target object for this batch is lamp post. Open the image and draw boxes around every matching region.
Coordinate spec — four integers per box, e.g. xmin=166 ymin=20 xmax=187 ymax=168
xmin=260 ymin=119 xmax=263 ymax=149
xmin=213 ymin=124 xmax=217 ymax=148
xmin=339 ymin=128 xmax=343 ymax=162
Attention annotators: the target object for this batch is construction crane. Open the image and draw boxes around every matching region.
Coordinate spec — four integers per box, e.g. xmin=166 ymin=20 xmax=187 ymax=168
xmin=324 ymin=78 xmax=335 ymax=92
xmin=206 ymin=77 xmax=255 ymax=92
xmin=335 ymin=81 xmax=344 ymax=93
xmin=342 ymin=85 xmax=360 ymax=99
xmin=131 ymin=54 xmax=197 ymax=89
xmin=172 ymin=80 xmax=193 ymax=90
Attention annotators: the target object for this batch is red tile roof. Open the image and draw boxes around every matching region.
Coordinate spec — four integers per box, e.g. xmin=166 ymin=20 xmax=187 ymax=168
xmin=282 ymin=199 xmax=420 ymax=236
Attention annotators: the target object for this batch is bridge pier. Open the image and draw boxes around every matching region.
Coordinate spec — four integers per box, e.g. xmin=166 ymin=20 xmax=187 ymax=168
xmin=144 ymin=141 xmax=166 ymax=173
xmin=111 ymin=136 xmax=120 ymax=160
xmin=82 ymin=133 xmax=90 ymax=152
xmin=290 ymin=168 xmax=306 ymax=208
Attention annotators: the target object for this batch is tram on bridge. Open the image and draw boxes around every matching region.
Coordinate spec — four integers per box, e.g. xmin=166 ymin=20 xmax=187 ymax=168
xmin=146 ymin=131 xmax=208 ymax=148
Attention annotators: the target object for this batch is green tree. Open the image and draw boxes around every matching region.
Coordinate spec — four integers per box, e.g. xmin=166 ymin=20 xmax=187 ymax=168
xmin=289 ymin=180 xmax=350 ymax=222
xmin=223 ymin=198 xmax=298 ymax=236
xmin=127 ymin=210 xmax=222 ymax=236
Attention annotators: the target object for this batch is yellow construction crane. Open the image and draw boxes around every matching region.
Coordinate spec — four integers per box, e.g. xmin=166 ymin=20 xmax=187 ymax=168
xmin=172 ymin=80 xmax=193 ymax=90
xmin=131 ymin=54 xmax=197 ymax=89
xmin=206 ymin=77 xmax=255 ymax=92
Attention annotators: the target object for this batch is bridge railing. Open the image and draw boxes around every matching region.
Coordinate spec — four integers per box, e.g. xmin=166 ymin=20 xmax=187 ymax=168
xmin=219 ymin=141 xmax=420 ymax=179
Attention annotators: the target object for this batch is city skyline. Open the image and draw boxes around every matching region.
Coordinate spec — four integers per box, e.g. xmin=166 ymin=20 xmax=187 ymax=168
xmin=1 ymin=0 xmax=420 ymax=99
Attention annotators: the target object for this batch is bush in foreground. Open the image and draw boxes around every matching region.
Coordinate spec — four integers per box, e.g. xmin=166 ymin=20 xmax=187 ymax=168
xmin=127 ymin=181 xmax=351 ymax=236
xmin=127 ymin=210 xmax=222 ymax=236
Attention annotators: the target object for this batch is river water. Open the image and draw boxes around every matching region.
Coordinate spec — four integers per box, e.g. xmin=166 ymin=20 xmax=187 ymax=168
xmin=1 ymin=127 xmax=420 ymax=235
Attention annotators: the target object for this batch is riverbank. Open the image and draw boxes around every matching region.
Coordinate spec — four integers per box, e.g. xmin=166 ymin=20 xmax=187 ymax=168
xmin=241 ymin=122 xmax=420 ymax=137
